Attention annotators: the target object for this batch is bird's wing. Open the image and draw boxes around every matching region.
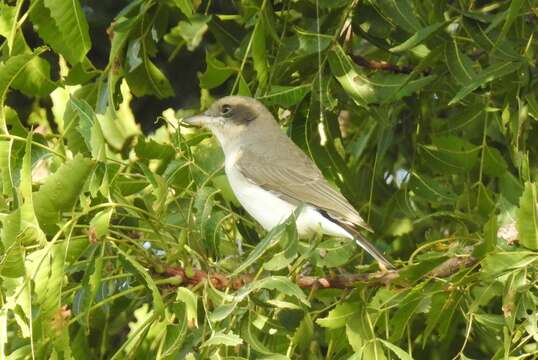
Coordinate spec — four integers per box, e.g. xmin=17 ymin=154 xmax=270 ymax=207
xmin=235 ymin=149 xmax=371 ymax=232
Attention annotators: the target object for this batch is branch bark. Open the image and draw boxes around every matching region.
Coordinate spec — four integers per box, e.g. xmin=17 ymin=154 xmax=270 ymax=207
xmin=161 ymin=254 xmax=478 ymax=290
xmin=351 ymin=54 xmax=431 ymax=76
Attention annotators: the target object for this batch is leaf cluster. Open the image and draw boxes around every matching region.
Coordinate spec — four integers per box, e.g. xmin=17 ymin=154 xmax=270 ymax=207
xmin=0 ymin=0 xmax=537 ymax=359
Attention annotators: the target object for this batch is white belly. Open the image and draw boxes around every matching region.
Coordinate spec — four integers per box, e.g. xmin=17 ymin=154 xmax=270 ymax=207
xmin=225 ymin=164 xmax=352 ymax=239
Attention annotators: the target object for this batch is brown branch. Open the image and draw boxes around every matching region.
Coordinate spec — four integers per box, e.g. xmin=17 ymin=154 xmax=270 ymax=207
xmin=428 ymin=255 xmax=478 ymax=278
xmin=161 ymin=254 xmax=477 ymax=290
xmin=352 ymin=54 xmax=414 ymax=74
xmin=351 ymin=54 xmax=432 ymax=76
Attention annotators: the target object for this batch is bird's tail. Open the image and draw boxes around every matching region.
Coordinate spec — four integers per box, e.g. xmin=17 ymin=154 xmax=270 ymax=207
xmin=354 ymin=232 xmax=395 ymax=270
xmin=338 ymin=222 xmax=394 ymax=270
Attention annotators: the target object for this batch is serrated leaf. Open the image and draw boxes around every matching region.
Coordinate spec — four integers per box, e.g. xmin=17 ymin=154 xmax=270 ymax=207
xmin=176 ymin=287 xmax=198 ymax=328
xmin=449 ymin=61 xmax=521 ymax=104
xmin=252 ymin=21 xmax=268 ymax=89
xmin=33 ymin=154 xmax=94 ymax=234
xmin=41 ymin=0 xmax=91 ymax=64
xmin=373 ymin=0 xmax=421 ymax=33
xmin=0 ymin=210 xmax=25 ymax=277
xmin=263 ymin=221 xmax=298 ymax=271
xmin=328 ymin=45 xmax=375 ymax=107
xmin=113 ymin=243 xmax=165 ymax=316
xmin=296 ymin=28 xmax=332 ymax=56
xmin=198 ymin=52 xmax=235 ymax=89
xmin=0 ymin=50 xmax=47 ymax=128
xmin=390 ymin=22 xmax=445 ymax=53
xmin=11 ymin=55 xmax=56 ymax=97
xmin=126 ymin=58 xmax=174 ymax=99
xmin=421 ymin=135 xmax=480 ymax=173
xmin=170 ymin=14 xmax=211 ymax=51
xmin=89 ymin=209 xmax=113 ymax=241
xmin=202 ymin=330 xmax=243 ymax=347
xmin=232 ymin=218 xmax=290 ymax=275
xmin=316 ymin=302 xmax=356 ymax=329
xmin=516 ymin=182 xmax=538 ymax=250
xmin=483 ymin=146 xmax=508 ymax=177
xmin=172 ymin=0 xmax=195 ymax=17
xmin=444 ymin=40 xmax=477 ymax=85
xmin=378 ymin=340 xmax=413 ymax=360
xmin=18 ymin=133 xmax=46 ymax=245
xmin=252 ymin=276 xmax=309 ymax=306
xmin=329 ymin=45 xmax=434 ymax=107
xmin=257 ymin=84 xmax=311 ymax=108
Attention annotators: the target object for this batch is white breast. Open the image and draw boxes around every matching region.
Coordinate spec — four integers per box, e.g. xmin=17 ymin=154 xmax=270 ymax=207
xmin=225 ymin=156 xmax=352 ymax=239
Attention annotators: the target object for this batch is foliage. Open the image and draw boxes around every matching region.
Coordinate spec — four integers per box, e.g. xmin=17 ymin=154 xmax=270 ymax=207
xmin=0 ymin=0 xmax=537 ymax=358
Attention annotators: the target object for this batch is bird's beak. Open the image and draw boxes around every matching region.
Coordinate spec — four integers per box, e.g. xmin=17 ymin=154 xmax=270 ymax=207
xmin=182 ymin=113 xmax=212 ymax=127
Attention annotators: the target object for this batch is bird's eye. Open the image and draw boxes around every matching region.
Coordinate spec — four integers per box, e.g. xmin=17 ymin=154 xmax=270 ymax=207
xmin=221 ymin=104 xmax=232 ymax=117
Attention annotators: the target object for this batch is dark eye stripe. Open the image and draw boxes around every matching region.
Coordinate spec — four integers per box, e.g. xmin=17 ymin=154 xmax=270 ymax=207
xmin=232 ymin=104 xmax=257 ymax=123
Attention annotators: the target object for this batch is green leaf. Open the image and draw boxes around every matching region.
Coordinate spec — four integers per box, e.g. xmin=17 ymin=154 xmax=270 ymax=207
xmin=252 ymin=276 xmax=309 ymax=306
xmin=170 ymin=14 xmax=211 ymax=51
xmin=0 ymin=3 xmax=16 ymax=39
xmin=232 ymin=218 xmax=290 ymax=275
xmin=0 ymin=49 xmax=47 ymax=129
xmin=481 ymin=251 xmax=535 ymax=278
xmin=0 ymin=210 xmax=25 ymax=277
xmin=11 ymin=55 xmax=56 ymax=97
xmin=389 ymin=22 xmax=446 ymax=53
xmin=126 ymin=58 xmax=175 ymax=99
xmin=135 ymin=137 xmax=175 ymax=161
xmin=328 ymin=45 xmax=375 ymax=107
xmin=409 ymin=172 xmax=457 ymax=204
xmin=96 ymin=93 xmax=140 ymax=152
xmin=176 ymin=288 xmax=198 ymax=328
xmin=41 ymin=0 xmax=91 ymax=64
xmin=329 ymin=45 xmax=434 ymax=107
xmin=483 ymin=146 xmax=508 ymax=177
xmin=172 ymin=0 xmax=195 ymax=17
xmin=33 ymin=154 xmax=95 ymax=234
xmin=69 ymin=96 xmax=107 ymax=160
xmin=444 ymin=40 xmax=477 ymax=85
xmin=72 ymin=244 xmax=103 ymax=330
xmin=516 ymin=182 xmax=538 ymax=250
xmin=310 ymin=239 xmax=355 ymax=268
xmin=373 ymin=0 xmax=422 ymax=33
xmin=449 ymin=61 xmax=521 ymax=104
xmin=89 ymin=209 xmax=113 ymax=241
xmin=378 ymin=339 xmax=413 ymax=360
xmin=316 ymin=302 xmax=356 ymax=329
xmin=201 ymin=330 xmax=243 ymax=347
xmin=296 ymin=28 xmax=332 ymax=56
xmin=257 ymin=84 xmax=311 ymax=108
xmin=18 ymin=133 xmax=46 ymax=246
xmin=198 ymin=52 xmax=236 ymax=89
xmin=114 ymin=243 xmax=165 ymax=317
xmin=252 ymin=21 xmax=268 ymax=90
xmin=390 ymin=284 xmax=428 ymax=341
xmin=499 ymin=0 xmax=526 ymax=37
xmin=421 ymin=136 xmax=480 ymax=173
xmin=473 ymin=214 xmax=498 ymax=258
xmin=263 ymin=221 xmax=298 ymax=271
xmin=290 ymin=314 xmax=314 ymax=351
xmin=0 ymin=140 xmax=14 ymax=197
xmin=462 ymin=17 xmax=522 ymax=61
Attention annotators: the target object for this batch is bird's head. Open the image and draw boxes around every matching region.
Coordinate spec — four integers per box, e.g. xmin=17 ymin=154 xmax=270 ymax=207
xmin=183 ymin=96 xmax=277 ymax=148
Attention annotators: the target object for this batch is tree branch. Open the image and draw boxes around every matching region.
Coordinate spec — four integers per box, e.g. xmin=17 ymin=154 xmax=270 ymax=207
xmin=161 ymin=254 xmax=478 ymax=290
xmin=351 ymin=54 xmax=431 ymax=76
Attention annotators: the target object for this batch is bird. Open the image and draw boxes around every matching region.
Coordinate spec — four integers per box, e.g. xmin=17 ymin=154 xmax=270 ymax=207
xmin=183 ymin=96 xmax=394 ymax=270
